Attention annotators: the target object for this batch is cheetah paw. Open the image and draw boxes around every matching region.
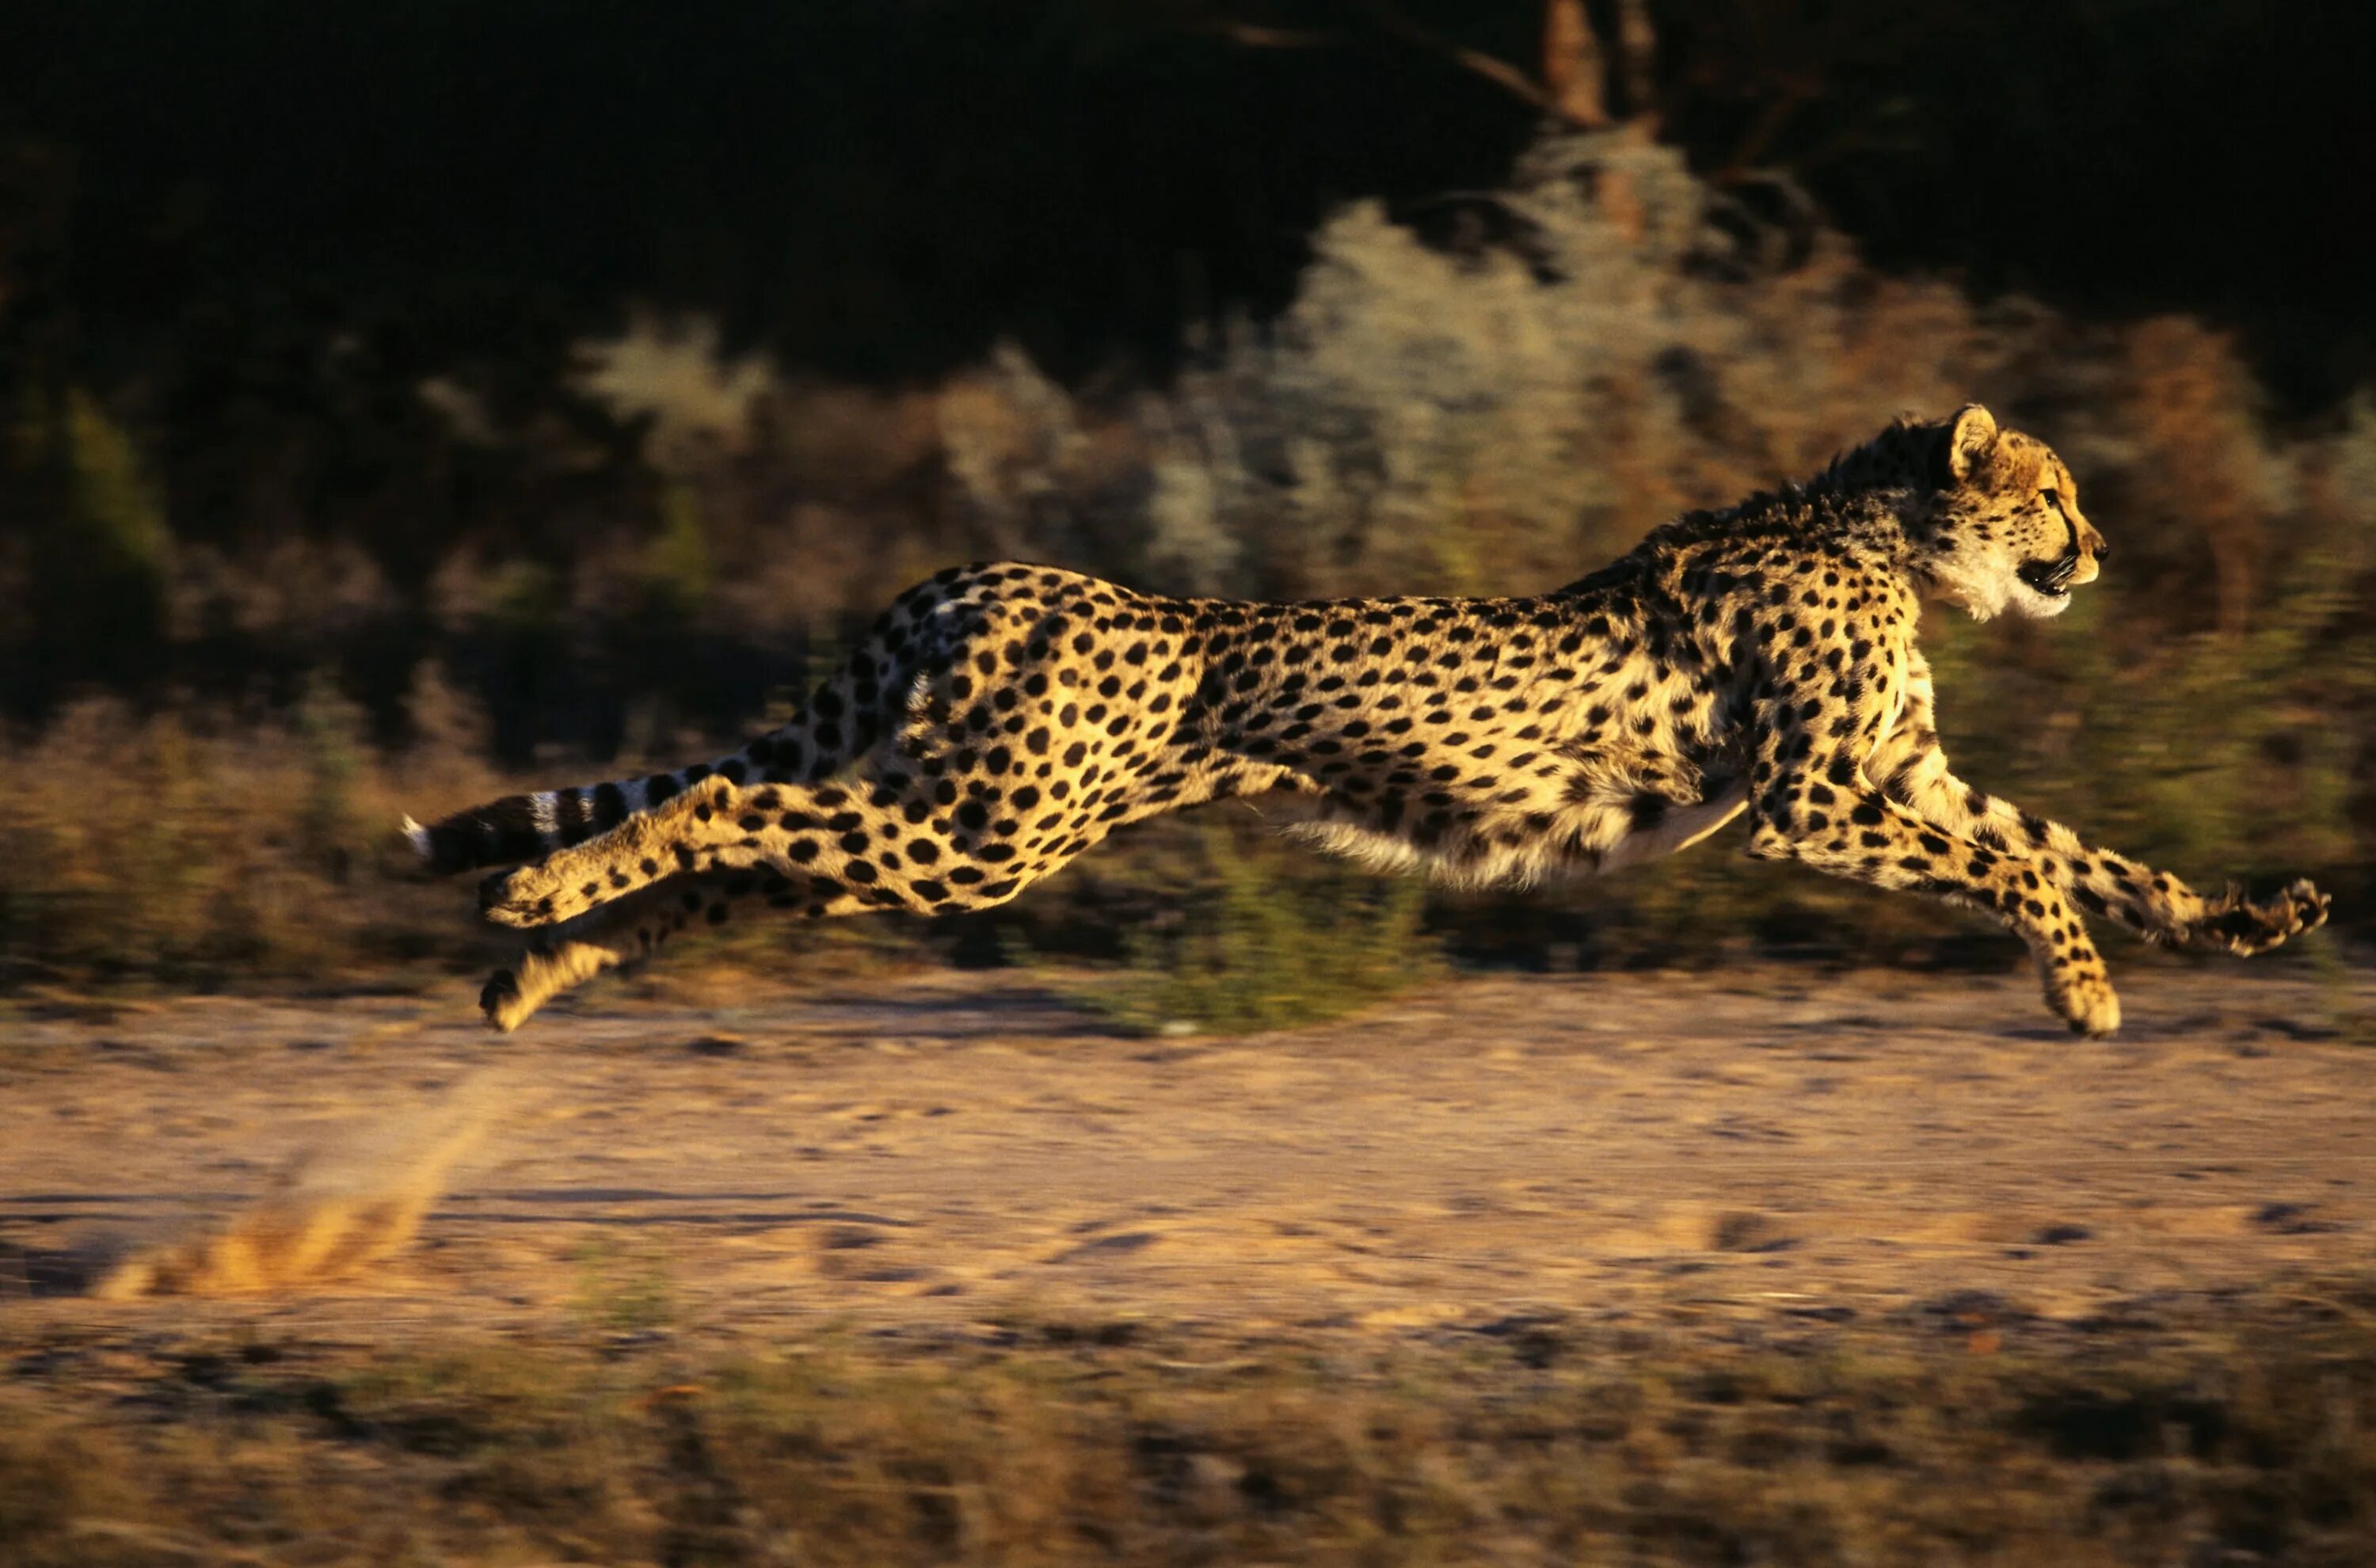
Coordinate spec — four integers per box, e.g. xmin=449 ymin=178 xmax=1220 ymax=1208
xmin=2050 ymin=969 xmax=2122 ymax=1039
xmin=479 ymin=942 xmax=623 ymax=1031
xmin=480 ymin=968 xmax=530 ymax=1033
xmin=2191 ymin=878 xmax=2331 ymax=957
xmin=476 ymin=861 xmax=595 ymax=928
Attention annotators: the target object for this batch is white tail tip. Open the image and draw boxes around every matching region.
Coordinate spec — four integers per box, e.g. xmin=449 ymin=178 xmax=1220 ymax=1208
xmin=401 ymin=815 xmax=432 ymax=859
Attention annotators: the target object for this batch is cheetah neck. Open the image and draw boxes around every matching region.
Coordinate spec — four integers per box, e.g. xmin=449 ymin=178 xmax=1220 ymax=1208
xmin=1565 ymin=481 xmax=1919 ymax=599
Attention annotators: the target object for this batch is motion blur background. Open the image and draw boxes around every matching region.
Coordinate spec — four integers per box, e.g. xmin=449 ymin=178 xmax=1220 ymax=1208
xmin=12 ymin=16 xmax=2376 ymax=1563
xmin=5 ymin=0 xmax=2373 ymax=1003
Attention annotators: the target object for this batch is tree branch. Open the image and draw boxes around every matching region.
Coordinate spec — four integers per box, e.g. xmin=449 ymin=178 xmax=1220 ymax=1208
xmin=1344 ymin=0 xmax=1604 ymax=127
xmin=1192 ymin=20 xmax=1347 ymax=49
xmin=1541 ymin=0 xmax=1614 ymax=127
xmin=1607 ymin=0 xmax=1661 ymax=125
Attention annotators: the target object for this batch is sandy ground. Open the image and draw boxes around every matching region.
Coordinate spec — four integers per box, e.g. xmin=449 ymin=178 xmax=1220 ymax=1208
xmin=4 ymin=961 xmax=2374 ymax=1343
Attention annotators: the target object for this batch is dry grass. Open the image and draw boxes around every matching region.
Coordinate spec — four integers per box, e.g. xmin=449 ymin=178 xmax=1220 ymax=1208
xmin=0 ymin=688 xmax=923 ymax=1006
xmin=6 ymin=1291 xmax=2376 ymax=1566
xmin=0 ymin=691 xmax=500 ymax=994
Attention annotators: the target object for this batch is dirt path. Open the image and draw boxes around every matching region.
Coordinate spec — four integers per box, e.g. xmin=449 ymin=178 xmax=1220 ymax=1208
xmin=5 ymin=963 xmax=2374 ymax=1342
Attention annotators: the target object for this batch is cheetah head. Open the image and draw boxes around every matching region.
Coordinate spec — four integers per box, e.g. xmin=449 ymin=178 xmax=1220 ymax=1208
xmin=1903 ymin=405 xmax=2110 ymax=621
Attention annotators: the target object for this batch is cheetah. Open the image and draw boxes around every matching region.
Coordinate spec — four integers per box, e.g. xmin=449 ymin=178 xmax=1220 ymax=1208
xmin=409 ymin=405 xmax=2328 ymax=1036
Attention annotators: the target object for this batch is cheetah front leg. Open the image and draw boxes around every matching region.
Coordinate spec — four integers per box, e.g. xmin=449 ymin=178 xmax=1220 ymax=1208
xmin=1745 ymin=657 xmax=2127 ymax=1035
xmin=1867 ymin=656 xmax=2329 ymax=957
xmin=1881 ymin=749 xmax=2327 ymax=957
xmin=1750 ymin=756 xmax=2124 ymax=1035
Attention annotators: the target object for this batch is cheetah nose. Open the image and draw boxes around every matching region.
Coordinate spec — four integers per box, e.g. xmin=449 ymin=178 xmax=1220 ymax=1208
xmin=2092 ymin=539 xmax=2110 ymax=564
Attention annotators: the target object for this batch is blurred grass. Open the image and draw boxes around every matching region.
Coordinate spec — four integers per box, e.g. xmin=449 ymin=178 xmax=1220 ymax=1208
xmin=1063 ymin=821 xmax=1443 ymax=1036
xmin=6 ymin=1292 xmax=2376 ymax=1566
xmin=569 ymin=1236 xmax=678 ymax=1336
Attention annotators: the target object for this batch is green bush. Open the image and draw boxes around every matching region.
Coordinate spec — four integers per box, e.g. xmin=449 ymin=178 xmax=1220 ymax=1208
xmin=1068 ymin=822 xmax=1441 ymax=1035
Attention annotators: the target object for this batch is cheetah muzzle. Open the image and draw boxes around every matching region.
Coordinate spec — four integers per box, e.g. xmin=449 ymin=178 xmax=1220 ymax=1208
xmin=2015 ymin=548 xmax=2081 ymax=601
xmin=408 ymin=403 xmax=2328 ymax=1037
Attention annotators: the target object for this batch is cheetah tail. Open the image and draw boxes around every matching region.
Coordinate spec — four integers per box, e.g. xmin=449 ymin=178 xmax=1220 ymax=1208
xmin=404 ymin=791 xmax=562 ymax=875
xmin=406 ymin=778 xmax=699 ymax=876
xmin=405 ymin=729 xmax=825 ymax=877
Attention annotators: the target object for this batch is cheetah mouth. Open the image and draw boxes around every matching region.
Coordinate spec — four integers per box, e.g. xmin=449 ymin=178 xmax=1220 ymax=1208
xmin=2016 ymin=554 xmax=2079 ymax=599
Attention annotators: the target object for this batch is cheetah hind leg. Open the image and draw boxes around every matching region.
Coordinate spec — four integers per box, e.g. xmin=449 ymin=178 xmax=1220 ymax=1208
xmin=478 ymin=871 xmax=826 ymax=1033
xmin=480 ymin=939 xmax=623 ymax=1034
xmin=479 ymin=774 xmax=757 ymax=929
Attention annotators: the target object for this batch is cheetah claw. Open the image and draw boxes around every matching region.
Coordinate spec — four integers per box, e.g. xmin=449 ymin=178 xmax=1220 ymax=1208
xmin=2190 ymin=877 xmax=2330 ymax=957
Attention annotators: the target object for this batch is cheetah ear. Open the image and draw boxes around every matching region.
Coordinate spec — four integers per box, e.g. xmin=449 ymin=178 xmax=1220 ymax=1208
xmin=1935 ymin=403 xmax=2000 ymax=488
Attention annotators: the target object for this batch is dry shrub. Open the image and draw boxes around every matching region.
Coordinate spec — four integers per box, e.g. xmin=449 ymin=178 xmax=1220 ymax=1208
xmin=2114 ymin=318 xmax=2279 ymax=635
xmin=0 ymin=698 xmax=339 ymax=988
xmin=929 ymin=134 xmax=2011 ymax=603
xmin=0 ymin=680 xmax=517 ymax=991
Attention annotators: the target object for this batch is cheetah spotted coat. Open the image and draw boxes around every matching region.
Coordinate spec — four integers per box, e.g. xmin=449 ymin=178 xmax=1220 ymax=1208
xmin=413 ymin=406 xmax=2328 ymax=1034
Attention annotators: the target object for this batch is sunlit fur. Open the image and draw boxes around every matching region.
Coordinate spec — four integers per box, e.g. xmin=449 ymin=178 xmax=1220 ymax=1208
xmin=1902 ymin=405 xmax=2110 ymax=621
xmin=411 ymin=405 xmax=2322 ymax=1037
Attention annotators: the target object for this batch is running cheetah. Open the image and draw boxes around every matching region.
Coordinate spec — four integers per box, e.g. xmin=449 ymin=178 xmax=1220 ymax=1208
xmin=410 ymin=405 xmax=2328 ymax=1035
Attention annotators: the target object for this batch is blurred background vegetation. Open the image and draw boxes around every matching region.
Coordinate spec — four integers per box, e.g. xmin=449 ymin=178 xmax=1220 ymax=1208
xmin=2 ymin=1 xmax=2371 ymax=1001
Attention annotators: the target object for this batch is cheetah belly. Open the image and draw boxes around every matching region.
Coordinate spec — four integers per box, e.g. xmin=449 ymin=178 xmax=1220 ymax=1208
xmin=1266 ymin=766 xmax=1748 ymax=889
